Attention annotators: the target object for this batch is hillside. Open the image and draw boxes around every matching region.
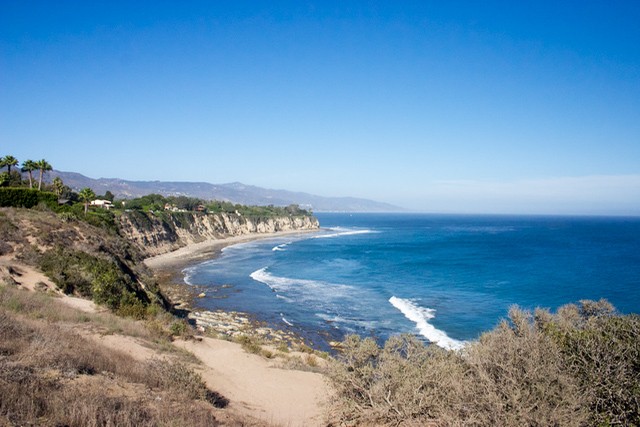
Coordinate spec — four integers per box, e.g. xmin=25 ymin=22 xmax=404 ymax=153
xmin=0 ymin=205 xmax=318 ymax=308
xmin=0 ymin=205 xmax=328 ymax=426
xmin=48 ymin=170 xmax=403 ymax=212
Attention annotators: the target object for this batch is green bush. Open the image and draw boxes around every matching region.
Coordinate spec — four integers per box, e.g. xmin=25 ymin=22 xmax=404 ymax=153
xmin=0 ymin=188 xmax=57 ymax=209
xmin=37 ymin=246 xmax=151 ymax=314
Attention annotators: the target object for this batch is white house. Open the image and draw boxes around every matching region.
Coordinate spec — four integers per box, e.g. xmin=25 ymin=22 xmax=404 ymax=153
xmin=90 ymin=199 xmax=113 ymax=209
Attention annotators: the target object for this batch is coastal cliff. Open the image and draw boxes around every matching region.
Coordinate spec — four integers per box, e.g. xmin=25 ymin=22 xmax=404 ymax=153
xmin=117 ymin=211 xmax=320 ymax=257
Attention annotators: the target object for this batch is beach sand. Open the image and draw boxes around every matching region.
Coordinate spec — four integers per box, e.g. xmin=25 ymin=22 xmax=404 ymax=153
xmin=144 ymin=229 xmax=319 ymax=271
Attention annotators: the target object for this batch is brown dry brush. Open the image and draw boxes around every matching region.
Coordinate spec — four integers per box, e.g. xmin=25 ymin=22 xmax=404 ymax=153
xmin=0 ymin=308 xmax=222 ymax=426
xmin=328 ymin=300 xmax=639 ymax=426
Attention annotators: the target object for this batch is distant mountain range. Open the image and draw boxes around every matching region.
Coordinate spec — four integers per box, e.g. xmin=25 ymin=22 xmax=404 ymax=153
xmin=49 ymin=171 xmax=403 ymax=212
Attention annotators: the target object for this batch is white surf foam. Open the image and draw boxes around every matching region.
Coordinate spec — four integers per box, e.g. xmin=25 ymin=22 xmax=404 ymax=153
xmin=280 ymin=314 xmax=294 ymax=326
xmin=313 ymin=227 xmax=377 ymax=239
xmin=275 ymin=294 xmax=295 ymax=304
xmin=272 ymin=242 xmax=291 ymax=251
xmin=252 ymin=267 xmax=324 ymax=291
xmin=182 ymin=267 xmax=196 ymax=285
xmin=389 ymin=296 xmax=465 ymax=351
xmin=250 ymin=267 xmax=356 ymax=301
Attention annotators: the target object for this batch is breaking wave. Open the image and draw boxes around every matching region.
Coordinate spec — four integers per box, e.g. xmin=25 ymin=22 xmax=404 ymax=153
xmin=389 ymin=296 xmax=465 ymax=351
xmin=272 ymin=242 xmax=291 ymax=251
xmin=313 ymin=227 xmax=377 ymax=239
xmin=280 ymin=314 xmax=294 ymax=326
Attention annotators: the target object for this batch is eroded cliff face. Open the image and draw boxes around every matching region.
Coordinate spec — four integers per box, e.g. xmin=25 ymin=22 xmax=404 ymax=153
xmin=116 ymin=211 xmax=320 ymax=257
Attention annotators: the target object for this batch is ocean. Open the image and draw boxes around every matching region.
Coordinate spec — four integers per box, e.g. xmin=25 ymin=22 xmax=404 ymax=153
xmin=183 ymin=213 xmax=640 ymax=351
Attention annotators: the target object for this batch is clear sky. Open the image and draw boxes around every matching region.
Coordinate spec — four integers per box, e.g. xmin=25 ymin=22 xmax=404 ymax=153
xmin=1 ymin=1 xmax=639 ymax=215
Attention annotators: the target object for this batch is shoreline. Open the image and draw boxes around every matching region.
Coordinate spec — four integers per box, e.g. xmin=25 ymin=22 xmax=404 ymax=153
xmin=144 ymin=228 xmax=336 ymax=349
xmin=144 ymin=228 xmax=321 ymax=271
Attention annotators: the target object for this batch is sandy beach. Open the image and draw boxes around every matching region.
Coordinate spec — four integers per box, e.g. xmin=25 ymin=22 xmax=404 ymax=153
xmin=144 ymin=228 xmax=320 ymax=271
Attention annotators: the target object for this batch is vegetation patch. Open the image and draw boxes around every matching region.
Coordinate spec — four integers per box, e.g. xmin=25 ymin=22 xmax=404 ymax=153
xmin=328 ymin=300 xmax=639 ymax=426
xmin=0 ymin=188 xmax=57 ymax=209
xmin=0 ymin=285 xmax=225 ymax=426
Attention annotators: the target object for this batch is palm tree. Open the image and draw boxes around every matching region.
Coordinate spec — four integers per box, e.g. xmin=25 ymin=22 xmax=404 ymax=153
xmin=22 ymin=159 xmax=37 ymax=188
xmin=78 ymin=187 xmax=96 ymax=215
xmin=36 ymin=159 xmax=52 ymax=190
xmin=1 ymin=155 xmax=18 ymax=174
xmin=52 ymin=177 xmax=64 ymax=197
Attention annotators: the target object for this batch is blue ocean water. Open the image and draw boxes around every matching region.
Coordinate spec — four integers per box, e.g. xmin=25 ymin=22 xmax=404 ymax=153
xmin=184 ymin=213 xmax=640 ymax=350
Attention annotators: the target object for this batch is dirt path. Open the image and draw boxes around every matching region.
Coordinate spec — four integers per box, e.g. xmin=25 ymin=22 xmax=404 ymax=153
xmin=176 ymin=337 xmax=330 ymax=426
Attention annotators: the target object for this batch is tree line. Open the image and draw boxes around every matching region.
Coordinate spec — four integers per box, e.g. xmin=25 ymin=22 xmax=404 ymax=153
xmin=0 ymin=155 xmax=53 ymax=190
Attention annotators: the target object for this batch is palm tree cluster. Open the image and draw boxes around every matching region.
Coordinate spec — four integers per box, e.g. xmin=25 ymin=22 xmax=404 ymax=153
xmin=0 ymin=155 xmax=53 ymax=190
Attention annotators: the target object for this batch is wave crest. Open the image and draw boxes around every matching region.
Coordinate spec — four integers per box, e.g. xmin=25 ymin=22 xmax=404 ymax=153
xmin=389 ymin=296 xmax=465 ymax=351
xmin=272 ymin=242 xmax=291 ymax=251
xmin=313 ymin=227 xmax=377 ymax=239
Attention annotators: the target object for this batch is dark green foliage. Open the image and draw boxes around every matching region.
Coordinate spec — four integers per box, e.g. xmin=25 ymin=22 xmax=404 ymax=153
xmin=55 ymin=203 xmax=119 ymax=232
xmin=123 ymin=193 xmax=168 ymax=212
xmin=123 ymin=193 xmax=313 ymax=217
xmin=37 ymin=246 xmax=151 ymax=315
xmin=0 ymin=188 xmax=58 ymax=208
xmin=0 ymin=171 xmax=23 ymax=187
xmin=206 ymin=201 xmax=312 ymax=217
xmin=124 ymin=208 xmax=157 ymax=231
xmin=164 ymin=210 xmax=195 ymax=228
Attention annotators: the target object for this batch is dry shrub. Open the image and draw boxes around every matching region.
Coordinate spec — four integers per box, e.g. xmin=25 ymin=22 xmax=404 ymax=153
xmin=145 ymin=358 xmax=228 ymax=407
xmin=463 ymin=307 xmax=587 ymax=426
xmin=329 ymin=301 xmax=637 ymax=426
xmin=235 ymin=334 xmax=263 ymax=354
xmin=328 ymin=334 xmax=469 ymax=426
xmin=542 ymin=300 xmax=640 ymax=426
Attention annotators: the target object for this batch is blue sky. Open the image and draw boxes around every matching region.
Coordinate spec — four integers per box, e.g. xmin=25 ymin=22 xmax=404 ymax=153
xmin=1 ymin=1 xmax=639 ymax=214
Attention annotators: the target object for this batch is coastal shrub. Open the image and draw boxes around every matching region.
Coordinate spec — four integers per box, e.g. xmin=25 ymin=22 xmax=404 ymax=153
xmin=276 ymin=342 xmax=290 ymax=353
xmin=145 ymin=358 xmax=226 ymax=406
xmin=37 ymin=246 xmax=153 ymax=314
xmin=539 ymin=300 xmax=640 ymax=426
xmin=116 ymin=291 xmax=148 ymax=319
xmin=236 ymin=335 xmax=262 ymax=354
xmin=82 ymin=208 xmax=118 ymax=233
xmin=122 ymin=208 xmax=157 ymax=231
xmin=58 ymin=211 xmax=78 ymax=222
xmin=328 ymin=334 xmax=470 ymax=425
xmin=168 ymin=319 xmax=190 ymax=337
xmin=463 ymin=307 xmax=586 ymax=426
xmin=328 ymin=301 xmax=637 ymax=426
xmin=304 ymin=354 xmax=318 ymax=367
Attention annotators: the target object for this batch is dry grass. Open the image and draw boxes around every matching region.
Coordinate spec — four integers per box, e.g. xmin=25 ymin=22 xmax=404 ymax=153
xmin=0 ymin=285 xmax=227 ymax=426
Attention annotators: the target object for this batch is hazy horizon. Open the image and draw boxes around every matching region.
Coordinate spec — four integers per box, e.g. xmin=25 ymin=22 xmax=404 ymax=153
xmin=2 ymin=2 xmax=639 ymax=215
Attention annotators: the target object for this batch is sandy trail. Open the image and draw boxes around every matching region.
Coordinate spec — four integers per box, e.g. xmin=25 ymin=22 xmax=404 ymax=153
xmin=177 ymin=338 xmax=330 ymax=426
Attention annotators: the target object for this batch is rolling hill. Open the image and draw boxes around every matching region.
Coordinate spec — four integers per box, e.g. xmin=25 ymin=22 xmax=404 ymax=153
xmin=49 ymin=171 xmax=403 ymax=212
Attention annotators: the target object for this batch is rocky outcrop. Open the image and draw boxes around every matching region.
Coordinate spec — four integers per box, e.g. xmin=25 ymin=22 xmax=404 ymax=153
xmin=116 ymin=211 xmax=319 ymax=257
